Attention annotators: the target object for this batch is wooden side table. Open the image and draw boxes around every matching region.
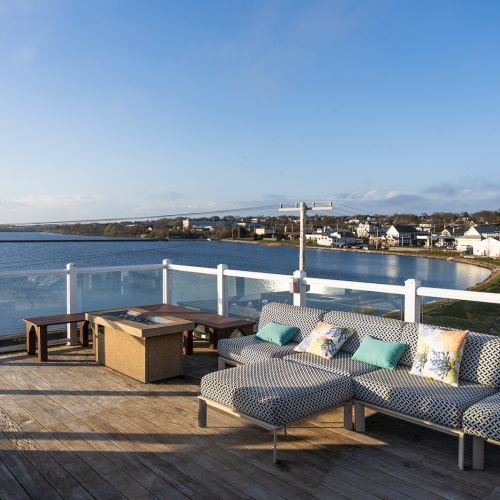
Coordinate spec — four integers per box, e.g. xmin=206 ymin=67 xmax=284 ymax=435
xmin=24 ymin=313 xmax=90 ymax=362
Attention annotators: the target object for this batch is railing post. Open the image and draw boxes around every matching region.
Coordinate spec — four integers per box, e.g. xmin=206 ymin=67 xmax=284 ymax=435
xmin=292 ymin=270 xmax=307 ymax=307
xmin=162 ymin=259 xmax=172 ymax=304
xmin=404 ymin=278 xmax=422 ymax=323
xmin=66 ymin=263 xmax=78 ymax=345
xmin=217 ymin=264 xmax=228 ymax=316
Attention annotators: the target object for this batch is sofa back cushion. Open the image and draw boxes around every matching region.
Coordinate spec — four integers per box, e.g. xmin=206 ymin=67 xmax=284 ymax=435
xmin=322 ymin=310 xmax=404 ymax=354
xmin=401 ymin=321 xmax=500 ymax=387
xmin=258 ymin=303 xmax=325 ymax=343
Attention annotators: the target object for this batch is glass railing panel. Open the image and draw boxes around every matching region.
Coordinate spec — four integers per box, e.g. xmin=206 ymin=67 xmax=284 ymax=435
xmin=226 ymin=276 xmax=292 ymax=323
xmin=306 ymin=284 xmax=405 ymax=319
xmin=78 ymin=269 xmax=162 ymax=313
xmin=170 ymin=271 xmax=218 ymax=313
xmin=422 ymin=297 xmax=500 ymax=335
xmin=0 ymin=274 xmax=66 ymax=336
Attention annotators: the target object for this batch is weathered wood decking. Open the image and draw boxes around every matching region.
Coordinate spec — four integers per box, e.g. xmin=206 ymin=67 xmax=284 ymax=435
xmin=0 ymin=342 xmax=498 ymax=500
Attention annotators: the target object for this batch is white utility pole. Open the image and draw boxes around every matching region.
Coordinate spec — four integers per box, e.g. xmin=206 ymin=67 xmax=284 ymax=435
xmin=279 ymin=201 xmax=334 ymax=272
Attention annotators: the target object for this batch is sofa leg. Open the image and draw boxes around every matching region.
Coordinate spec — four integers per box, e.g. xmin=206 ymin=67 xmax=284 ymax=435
xmin=458 ymin=433 xmax=465 ymax=470
xmin=354 ymin=401 xmax=365 ymax=432
xmin=217 ymin=357 xmax=226 ymax=370
xmin=343 ymin=402 xmax=353 ymax=430
xmin=273 ymin=428 xmax=278 ymax=464
xmin=472 ymin=436 xmax=485 ymax=470
xmin=198 ymin=398 xmax=207 ymax=428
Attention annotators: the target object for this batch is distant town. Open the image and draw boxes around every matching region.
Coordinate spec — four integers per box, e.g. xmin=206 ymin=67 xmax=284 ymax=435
xmin=3 ymin=209 xmax=499 ymax=258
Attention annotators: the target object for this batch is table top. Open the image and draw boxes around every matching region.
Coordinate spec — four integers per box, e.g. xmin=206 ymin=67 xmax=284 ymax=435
xmin=24 ymin=312 xmax=87 ymax=326
xmin=139 ymin=304 xmax=255 ymax=330
xmin=86 ymin=310 xmax=195 ymax=338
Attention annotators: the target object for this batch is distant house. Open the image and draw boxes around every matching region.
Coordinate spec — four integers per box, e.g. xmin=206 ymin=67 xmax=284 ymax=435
xmin=330 ymin=230 xmax=356 ymax=247
xmin=255 ymin=227 xmax=274 ymax=237
xmin=473 ymin=237 xmax=500 ymax=258
xmin=183 ymin=218 xmax=233 ymax=232
xmin=386 ymin=225 xmax=418 ymax=246
xmin=455 ymin=225 xmax=500 ymax=252
xmin=356 ymin=222 xmax=385 ymax=239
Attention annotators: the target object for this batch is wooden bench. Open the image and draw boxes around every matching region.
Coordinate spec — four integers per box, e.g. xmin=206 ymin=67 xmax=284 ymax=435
xmin=24 ymin=313 xmax=90 ymax=362
xmin=140 ymin=304 xmax=255 ymax=355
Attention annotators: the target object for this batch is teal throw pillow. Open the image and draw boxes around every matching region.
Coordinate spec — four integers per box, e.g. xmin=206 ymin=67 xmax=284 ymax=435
xmin=352 ymin=336 xmax=408 ymax=371
xmin=256 ymin=322 xmax=299 ymax=346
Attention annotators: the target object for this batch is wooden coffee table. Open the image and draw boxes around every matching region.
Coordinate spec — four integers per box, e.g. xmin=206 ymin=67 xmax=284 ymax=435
xmin=140 ymin=304 xmax=255 ymax=355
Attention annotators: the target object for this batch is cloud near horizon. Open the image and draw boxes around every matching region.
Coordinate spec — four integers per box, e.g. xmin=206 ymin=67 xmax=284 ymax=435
xmin=0 ymin=180 xmax=498 ymax=225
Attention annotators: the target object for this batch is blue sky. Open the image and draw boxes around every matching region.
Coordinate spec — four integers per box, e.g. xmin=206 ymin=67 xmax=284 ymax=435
xmin=0 ymin=0 xmax=499 ymax=223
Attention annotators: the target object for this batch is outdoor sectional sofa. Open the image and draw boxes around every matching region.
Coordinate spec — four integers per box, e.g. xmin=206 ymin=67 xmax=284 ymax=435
xmin=199 ymin=302 xmax=500 ymax=468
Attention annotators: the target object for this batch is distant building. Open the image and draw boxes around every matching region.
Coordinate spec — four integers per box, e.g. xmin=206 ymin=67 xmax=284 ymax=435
xmin=472 ymin=237 xmax=500 ymax=258
xmin=330 ymin=230 xmax=356 ymax=247
xmin=255 ymin=227 xmax=274 ymax=237
xmin=386 ymin=225 xmax=418 ymax=246
xmin=183 ymin=218 xmax=233 ymax=232
xmin=455 ymin=225 xmax=500 ymax=252
xmin=356 ymin=222 xmax=385 ymax=239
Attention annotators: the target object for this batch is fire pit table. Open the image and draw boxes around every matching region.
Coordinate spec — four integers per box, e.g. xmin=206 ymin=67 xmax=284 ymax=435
xmin=86 ymin=308 xmax=194 ymax=383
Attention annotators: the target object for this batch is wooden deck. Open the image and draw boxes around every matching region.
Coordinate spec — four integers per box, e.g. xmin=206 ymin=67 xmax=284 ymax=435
xmin=0 ymin=342 xmax=499 ymax=500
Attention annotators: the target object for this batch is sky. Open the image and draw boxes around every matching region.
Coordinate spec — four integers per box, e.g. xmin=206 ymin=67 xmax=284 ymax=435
xmin=0 ymin=0 xmax=499 ymax=223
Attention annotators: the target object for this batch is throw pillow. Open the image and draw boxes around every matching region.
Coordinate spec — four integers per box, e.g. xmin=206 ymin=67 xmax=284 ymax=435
xmin=255 ymin=322 xmax=299 ymax=346
xmin=294 ymin=322 xmax=354 ymax=359
xmin=409 ymin=325 xmax=468 ymax=387
xmin=352 ymin=336 xmax=408 ymax=370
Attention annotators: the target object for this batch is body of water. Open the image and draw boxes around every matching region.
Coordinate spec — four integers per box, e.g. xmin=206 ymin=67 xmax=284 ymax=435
xmin=0 ymin=232 xmax=490 ymax=336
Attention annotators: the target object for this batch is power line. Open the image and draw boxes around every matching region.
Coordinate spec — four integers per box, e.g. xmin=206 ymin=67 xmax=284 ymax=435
xmin=1 ymin=205 xmax=278 ymax=227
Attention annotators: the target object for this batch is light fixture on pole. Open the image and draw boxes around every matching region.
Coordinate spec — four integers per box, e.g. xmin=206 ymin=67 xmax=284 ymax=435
xmin=278 ymin=201 xmax=334 ymax=272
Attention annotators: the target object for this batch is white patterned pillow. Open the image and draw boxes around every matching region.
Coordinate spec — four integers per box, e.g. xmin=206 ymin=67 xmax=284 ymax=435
xmin=294 ymin=322 xmax=354 ymax=359
xmin=409 ymin=324 xmax=468 ymax=387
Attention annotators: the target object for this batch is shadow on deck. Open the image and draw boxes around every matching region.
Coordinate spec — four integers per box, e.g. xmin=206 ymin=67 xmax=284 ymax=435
xmin=0 ymin=341 xmax=498 ymax=499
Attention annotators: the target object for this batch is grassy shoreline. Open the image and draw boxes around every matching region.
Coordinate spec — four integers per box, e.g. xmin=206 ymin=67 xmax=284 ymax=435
xmin=221 ymin=238 xmax=499 ymax=335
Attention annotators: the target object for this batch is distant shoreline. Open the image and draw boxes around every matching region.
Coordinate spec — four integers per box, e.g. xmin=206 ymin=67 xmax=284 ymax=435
xmin=220 ymin=238 xmax=497 ymax=290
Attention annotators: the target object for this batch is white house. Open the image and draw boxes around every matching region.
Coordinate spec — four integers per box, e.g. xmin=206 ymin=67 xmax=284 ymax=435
xmin=330 ymin=230 xmax=356 ymax=247
xmin=455 ymin=225 xmax=500 ymax=252
xmin=255 ymin=227 xmax=274 ymax=237
xmin=472 ymin=237 xmax=500 ymax=258
xmin=386 ymin=225 xmax=418 ymax=246
xmin=356 ymin=222 xmax=385 ymax=239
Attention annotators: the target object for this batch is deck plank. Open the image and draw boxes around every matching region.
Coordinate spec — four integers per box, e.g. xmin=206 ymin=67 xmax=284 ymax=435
xmin=0 ymin=344 xmax=499 ymax=500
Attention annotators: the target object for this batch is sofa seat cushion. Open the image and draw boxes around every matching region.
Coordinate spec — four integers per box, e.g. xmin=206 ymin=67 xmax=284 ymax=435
xmin=284 ymin=352 xmax=379 ymax=377
xmin=323 ymin=310 xmax=404 ymax=354
xmin=353 ymin=368 xmax=496 ymax=429
xmin=200 ymin=359 xmax=353 ymax=427
xmin=217 ymin=335 xmax=297 ymax=365
xmin=463 ymin=392 xmax=500 ymax=442
xmin=258 ymin=302 xmax=326 ymax=342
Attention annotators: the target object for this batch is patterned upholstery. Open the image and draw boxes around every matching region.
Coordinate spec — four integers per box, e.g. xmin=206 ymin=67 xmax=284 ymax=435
xmin=463 ymin=392 xmax=500 ymax=442
xmin=258 ymin=302 xmax=326 ymax=342
xmin=353 ymin=367 xmax=496 ymax=428
xmin=201 ymin=359 xmax=353 ymax=426
xmin=401 ymin=322 xmax=500 ymax=387
xmin=217 ymin=335 xmax=298 ymax=365
xmin=323 ymin=310 xmax=404 ymax=355
xmin=284 ymin=352 xmax=379 ymax=377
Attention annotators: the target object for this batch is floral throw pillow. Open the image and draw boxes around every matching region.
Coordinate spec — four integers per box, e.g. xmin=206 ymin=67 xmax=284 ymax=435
xmin=409 ymin=325 xmax=468 ymax=387
xmin=294 ymin=322 xmax=354 ymax=359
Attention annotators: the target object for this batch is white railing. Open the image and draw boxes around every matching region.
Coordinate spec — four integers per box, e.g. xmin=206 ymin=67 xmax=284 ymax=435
xmin=0 ymin=260 xmax=498 ymax=344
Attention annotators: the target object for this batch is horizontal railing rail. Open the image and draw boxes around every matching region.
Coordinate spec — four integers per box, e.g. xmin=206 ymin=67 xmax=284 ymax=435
xmin=0 ymin=259 xmax=498 ymax=347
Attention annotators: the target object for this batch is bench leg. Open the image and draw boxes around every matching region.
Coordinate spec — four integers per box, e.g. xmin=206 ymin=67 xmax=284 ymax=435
xmin=198 ymin=398 xmax=207 ymax=428
xmin=472 ymin=436 xmax=484 ymax=470
xmin=26 ymin=323 xmax=36 ymax=355
xmin=458 ymin=433 xmax=465 ymax=470
xmin=80 ymin=320 xmax=89 ymax=347
xmin=218 ymin=357 xmax=226 ymax=370
xmin=185 ymin=330 xmax=194 ymax=355
xmin=273 ymin=428 xmax=278 ymax=464
xmin=354 ymin=401 xmax=365 ymax=432
xmin=343 ymin=402 xmax=353 ymax=430
xmin=37 ymin=325 xmax=48 ymax=362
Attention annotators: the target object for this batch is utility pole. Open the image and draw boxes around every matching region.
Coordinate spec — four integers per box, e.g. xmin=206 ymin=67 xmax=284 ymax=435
xmin=279 ymin=201 xmax=333 ymax=271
